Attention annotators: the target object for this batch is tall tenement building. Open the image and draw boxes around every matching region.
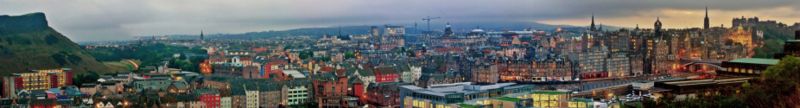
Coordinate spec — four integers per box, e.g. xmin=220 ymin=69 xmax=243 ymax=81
xmin=2 ymin=68 xmax=73 ymax=98
xmin=643 ymin=18 xmax=663 ymax=74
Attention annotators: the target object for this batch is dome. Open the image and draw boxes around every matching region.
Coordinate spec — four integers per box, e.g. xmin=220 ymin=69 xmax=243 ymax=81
xmin=471 ymin=29 xmax=485 ymax=33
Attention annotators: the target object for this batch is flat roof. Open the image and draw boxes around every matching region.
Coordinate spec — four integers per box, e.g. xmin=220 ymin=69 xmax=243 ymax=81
xmin=530 ymin=90 xmax=569 ymax=95
xmin=495 ymin=97 xmax=522 ymax=102
xmin=400 ymin=82 xmax=519 ymax=96
xmin=660 ymin=77 xmax=752 ymax=87
xmin=728 ymin=58 xmax=779 ymax=65
xmin=282 ymin=70 xmax=306 ymax=78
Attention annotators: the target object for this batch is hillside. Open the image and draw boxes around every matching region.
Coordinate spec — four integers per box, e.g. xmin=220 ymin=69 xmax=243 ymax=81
xmin=0 ymin=12 xmax=108 ymax=75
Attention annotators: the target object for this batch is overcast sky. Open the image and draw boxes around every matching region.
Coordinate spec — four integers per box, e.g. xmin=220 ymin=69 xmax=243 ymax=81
xmin=1 ymin=0 xmax=799 ymax=42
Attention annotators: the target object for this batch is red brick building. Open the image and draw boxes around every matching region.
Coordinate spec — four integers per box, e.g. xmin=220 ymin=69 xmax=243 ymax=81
xmin=200 ymin=94 xmax=221 ymax=108
xmin=352 ymin=82 xmax=365 ymax=100
xmin=373 ymin=66 xmax=399 ymax=83
xmin=313 ymin=73 xmax=350 ymax=107
xmin=366 ymin=83 xmax=401 ymax=107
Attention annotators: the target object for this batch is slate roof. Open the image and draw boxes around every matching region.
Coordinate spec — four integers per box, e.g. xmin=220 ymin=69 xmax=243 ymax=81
xmin=728 ymin=58 xmax=780 ymax=65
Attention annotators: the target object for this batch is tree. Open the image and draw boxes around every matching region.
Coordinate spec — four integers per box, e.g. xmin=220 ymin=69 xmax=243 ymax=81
xmin=344 ymin=51 xmax=355 ymax=59
xmin=299 ymin=51 xmax=313 ymax=59
xmin=73 ymin=71 xmax=100 ymax=86
xmin=744 ymin=56 xmax=800 ymax=107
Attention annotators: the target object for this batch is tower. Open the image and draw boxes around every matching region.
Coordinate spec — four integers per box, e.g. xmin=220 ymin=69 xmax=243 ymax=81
xmin=655 ymin=17 xmax=662 ymax=37
xmin=645 ymin=17 xmax=663 ymax=75
xmin=704 ymin=6 xmax=710 ymax=30
xmin=590 ymin=14 xmax=596 ymax=31
xmin=443 ymin=22 xmax=453 ymax=37
xmin=370 ymin=26 xmax=380 ymax=37
xmin=199 ymin=30 xmax=204 ymax=42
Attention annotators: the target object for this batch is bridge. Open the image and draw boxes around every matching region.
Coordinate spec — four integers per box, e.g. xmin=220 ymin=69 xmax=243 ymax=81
xmin=680 ymin=58 xmax=726 ymax=71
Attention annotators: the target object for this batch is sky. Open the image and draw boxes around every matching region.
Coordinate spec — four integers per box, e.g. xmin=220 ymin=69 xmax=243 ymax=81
xmin=1 ymin=0 xmax=799 ymax=42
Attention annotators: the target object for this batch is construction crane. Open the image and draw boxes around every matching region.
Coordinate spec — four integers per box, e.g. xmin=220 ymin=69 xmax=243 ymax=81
xmin=422 ymin=16 xmax=440 ymax=32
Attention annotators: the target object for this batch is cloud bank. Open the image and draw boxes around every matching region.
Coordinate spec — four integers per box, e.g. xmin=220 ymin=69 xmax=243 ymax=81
xmin=1 ymin=0 xmax=798 ymax=41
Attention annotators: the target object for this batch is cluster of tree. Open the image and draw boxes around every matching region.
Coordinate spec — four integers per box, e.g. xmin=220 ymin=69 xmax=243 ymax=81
xmin=298 ymin=51 xmax=313 ymax=59
xmin=742 ymin=56 xmax=800 ymax=107
xmin=168 ymin=54 xmax=206 ymax=72
xmin=72 ymin=71 xmax=100 ymax=86
xmin=752 ymin=25 xmax=796 ymax=58
xmin=87 ymin=43 xmax=207 ymax=71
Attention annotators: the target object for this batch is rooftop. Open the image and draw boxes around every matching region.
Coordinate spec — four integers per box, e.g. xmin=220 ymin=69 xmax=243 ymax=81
xmin=495 ymin=97 xmax=522 ymax=102
xmin=282 ymin=70 xmax=306 ymax=78
xmin=400 ymin=82 xmax=519 ymax=96
xmin=728 ymin=58 xmax=780 ymax=65
xmin=659 ymin=77 xmax=752 ymax=87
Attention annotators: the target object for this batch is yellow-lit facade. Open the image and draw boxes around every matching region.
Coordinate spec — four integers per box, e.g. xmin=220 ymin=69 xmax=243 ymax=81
xmin=517 ymin=91 xmax=569 ymax=108
xmin=568 ymin=101 xmax=589 ymax=108
xmin=726 ymin=27 xmax=753 ymax=48
xmin=727 ymin=67 xmax=760 ymax=75
xmin=567 ymin=99 xmax=593 ymax=108
xmin=14 ymin=68 xmax=72 ymax=91
xmin=403 ymin=97 xmax=455 ymax=108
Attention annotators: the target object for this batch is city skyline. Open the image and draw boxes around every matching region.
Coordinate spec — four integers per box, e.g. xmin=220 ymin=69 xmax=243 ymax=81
xmin=2 ymin=0 xmax=800 ymax=42
xmin=1 ymin=1 xmax=799 ymax=107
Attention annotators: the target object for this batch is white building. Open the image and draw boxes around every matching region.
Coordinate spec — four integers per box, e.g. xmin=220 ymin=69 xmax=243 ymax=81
xmin=221 ymin=96 xmax=232 ymax=108
xmin=245 ymin=88 xmax=259 ymax=108
xmin=401 ymin=65 xmax=422 ymax=83
xmin=287 ymin=85 xmax=309 ymax=105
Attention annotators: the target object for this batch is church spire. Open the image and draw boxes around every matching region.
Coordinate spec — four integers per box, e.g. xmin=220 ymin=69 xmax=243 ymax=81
xmin=704 ymin=6 xmax=710 ymax=29
xmin=590 ymin=13 xmax=596 ymax=31
xmin=199 ymin=29 xmax=204 ymax=42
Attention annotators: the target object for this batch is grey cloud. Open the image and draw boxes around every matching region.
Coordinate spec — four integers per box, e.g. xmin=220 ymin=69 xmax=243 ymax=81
xmin=1 ymin=0 xmax=799 ymax=41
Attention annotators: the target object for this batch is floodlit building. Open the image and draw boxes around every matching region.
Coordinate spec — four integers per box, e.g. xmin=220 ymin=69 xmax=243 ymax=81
xmin=399 ymin=82 xmax=534 ymax=108
xmin=719 ymin=58 xmax=779 ymax=76
xmin=3 ymin=68 xmax=73 ymax=92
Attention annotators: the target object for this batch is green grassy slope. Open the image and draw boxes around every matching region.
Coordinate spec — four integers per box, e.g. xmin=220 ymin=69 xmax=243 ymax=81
xmin=0 ymin=12 xmax=109 ymax=75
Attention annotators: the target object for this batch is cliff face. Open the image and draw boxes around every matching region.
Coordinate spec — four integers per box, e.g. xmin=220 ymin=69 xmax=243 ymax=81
xmin=0 ymin=12 xmax=49 ymax=34
xmin=0 ymin=12 xmax=108 ymax=75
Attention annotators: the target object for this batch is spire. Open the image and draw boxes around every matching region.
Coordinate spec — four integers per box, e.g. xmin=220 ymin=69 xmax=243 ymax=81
xmin=655 ymin=17 xmax=663 ymax=37
xmin=200 ymin=30 xmax=204 ymax=41
xmin=590 ymin=13 xmax=596 ymax=31
xmin=655 ymin=17 xmax=662 ymax=26
xmin=704 ymin=6 xmax=710 ymax=29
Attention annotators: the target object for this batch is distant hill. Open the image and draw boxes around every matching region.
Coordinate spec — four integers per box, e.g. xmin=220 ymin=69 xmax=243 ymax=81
xmin=195 ymin=21 xmax=594 ymax=39
xmin=0 ymin=12 xmax=108 ymax=75
xmin=210 ymin=26 xmax=375 ymax=39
